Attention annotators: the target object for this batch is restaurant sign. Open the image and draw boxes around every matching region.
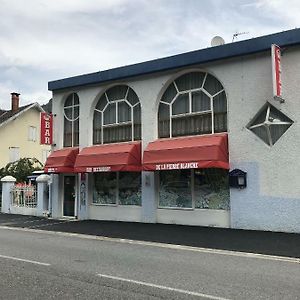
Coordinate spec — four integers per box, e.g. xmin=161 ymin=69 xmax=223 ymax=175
xmin=40 ymin=113 xmax=53 ymax=145
xmin=271 ymin=44 xmax=283 ymax=102
xmin=86 ymin=166 xmax=111 ymax=172
xmin=155 ymin=162 xmax=199 ymax=170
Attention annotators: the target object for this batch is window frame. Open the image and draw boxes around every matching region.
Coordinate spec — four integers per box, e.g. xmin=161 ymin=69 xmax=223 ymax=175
xmin=63 ymin=93 xmax=80 ymax=147
xmin=9 ymin=147 xmax=20 ymax=163
xmin=158 ymin=72 xmax=227 ymax=138
xmin=28 ymin=126 xmax=37 ymax=142
xmin=93 ymin=86 xmax=141 ymax=144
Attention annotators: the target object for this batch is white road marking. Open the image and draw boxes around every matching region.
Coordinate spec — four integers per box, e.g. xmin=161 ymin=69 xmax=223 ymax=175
xmin=97 ymin=273 xmax=231 ymax=300
xmin=0 ymin=225 xmax=299 ymax=264
xmin=0 ymin=254 xmax=50 ymax=266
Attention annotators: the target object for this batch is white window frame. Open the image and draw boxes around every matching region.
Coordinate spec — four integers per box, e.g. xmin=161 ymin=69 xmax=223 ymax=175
xmin=9 ymin=147 xmax=20 ymax=163
xmin=28 ymin=126 xmax=37 ymax=142
xmin=94 ymin=86 xmax=141 ymax=144
xmin=63 ymin=93 xmax=80 ymax=147
xmin=158 ymin=72 xmax=227 ymax=138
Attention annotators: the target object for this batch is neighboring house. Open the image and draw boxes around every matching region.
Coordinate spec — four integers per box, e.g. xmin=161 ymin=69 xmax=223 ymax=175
xmin=0 ymin=93 xmax=51 ymax=168
xmin=46 ymin=28 xmax=300 ymax=233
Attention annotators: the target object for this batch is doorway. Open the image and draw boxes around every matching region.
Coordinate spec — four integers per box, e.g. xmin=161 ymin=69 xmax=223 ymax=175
xmin=63 ymin=175 xmax=76 ymax=217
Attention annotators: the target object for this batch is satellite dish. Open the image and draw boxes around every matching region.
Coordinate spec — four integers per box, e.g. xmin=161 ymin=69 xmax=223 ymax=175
xmin=211 ymin=36 xmax=225 ymax=47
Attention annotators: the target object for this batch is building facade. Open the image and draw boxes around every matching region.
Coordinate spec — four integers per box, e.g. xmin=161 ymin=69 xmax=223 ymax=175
xmin=0 ymin=93 xmax=51 ymax=168
xmin=46 ymin=29 xmax=300 ymax=233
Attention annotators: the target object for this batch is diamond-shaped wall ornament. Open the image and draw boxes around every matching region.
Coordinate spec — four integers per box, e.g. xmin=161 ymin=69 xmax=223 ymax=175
xmin=247 ymin=103 xmax=293 ymax=146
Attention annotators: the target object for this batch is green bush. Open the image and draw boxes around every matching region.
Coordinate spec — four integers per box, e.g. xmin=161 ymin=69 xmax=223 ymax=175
xmin=0 ymin=158 xmax=43 ymax=183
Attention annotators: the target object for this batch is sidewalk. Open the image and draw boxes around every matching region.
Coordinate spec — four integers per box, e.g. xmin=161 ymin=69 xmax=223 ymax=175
xmin=0 ymin=213 xmax=299 ymax=258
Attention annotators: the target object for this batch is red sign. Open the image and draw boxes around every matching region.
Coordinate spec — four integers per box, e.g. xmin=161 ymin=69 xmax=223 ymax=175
xmin=271 ymin=44 xmax=282 ymax=98
xmin=40 ymin=112 xmax=53 ymax=145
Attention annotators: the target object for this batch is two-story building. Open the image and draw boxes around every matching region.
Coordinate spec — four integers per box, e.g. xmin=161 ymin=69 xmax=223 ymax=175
xmin=0 ymin=93 xmax=51 ymax=168
xmin=46 ymin=29 xmax=300 ymax=233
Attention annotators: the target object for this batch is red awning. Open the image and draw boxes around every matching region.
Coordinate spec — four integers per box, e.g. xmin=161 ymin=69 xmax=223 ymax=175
xmin=44 ymin=147 xmax=79 ymax=173
xmin=74 ymin=141 xmax=141 ymax=173
xmin=143 ymin=133 xmax=229 ymax=171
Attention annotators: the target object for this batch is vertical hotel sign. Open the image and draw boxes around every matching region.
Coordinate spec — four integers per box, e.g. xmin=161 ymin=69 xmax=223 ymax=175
xmin=271 ymin=44 xmax=283 ymax=101
xmin=40 ymin=112 xmax=53 ymax=145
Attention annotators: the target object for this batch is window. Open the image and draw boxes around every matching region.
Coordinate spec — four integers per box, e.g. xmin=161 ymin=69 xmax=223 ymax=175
xmin=159 ymin=169 xmax=229 ymax=210
xmin=93 ymin=172 xmax=141 ymax=206
xmin=158 ymin=72 xmax=227 ymax=138
xmin=93 ymin=85 xmax=141 ymax=144
xmin=28 ymin=126 xmax=37 ymax=142
xmin=247 ymin=102 xmax=293 ymax=146
xmin=64 ymin=93 xmax=79 ymax=147
xmin=9 ymin=147 xmax=20 ymax=162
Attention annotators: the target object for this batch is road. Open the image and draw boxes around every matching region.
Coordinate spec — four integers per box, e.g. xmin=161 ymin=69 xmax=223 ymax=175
xmin=0 ymin=227 xmax=299 ymax=300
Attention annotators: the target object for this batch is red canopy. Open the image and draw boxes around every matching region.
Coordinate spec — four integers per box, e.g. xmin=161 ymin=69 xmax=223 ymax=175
xmin=44 ymin=147 xmax=79 ymax=173
xmin=74 ymin=141 xmax=141 ymax=173
xmin=143 ymin=133 xmax=229 ymax=171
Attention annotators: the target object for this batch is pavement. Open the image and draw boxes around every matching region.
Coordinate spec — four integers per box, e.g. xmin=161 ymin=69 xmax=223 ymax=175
xmin=0 ymin=212 xmax=299 ymax=259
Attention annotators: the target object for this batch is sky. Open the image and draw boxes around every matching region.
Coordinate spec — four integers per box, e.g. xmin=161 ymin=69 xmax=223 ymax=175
xmin=0 ymin=0 xmax=299 ymax=109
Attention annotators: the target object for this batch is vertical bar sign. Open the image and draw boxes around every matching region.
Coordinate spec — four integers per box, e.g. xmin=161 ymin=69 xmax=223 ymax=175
xmin=40 ymin=112 xmax=53 ymax=145
xmin=271 ymin=44 xmax=282 ymax=98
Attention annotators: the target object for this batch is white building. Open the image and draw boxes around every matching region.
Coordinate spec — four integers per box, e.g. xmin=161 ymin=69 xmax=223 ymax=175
xmin=46 ymin=29 xmax=300 ymax=233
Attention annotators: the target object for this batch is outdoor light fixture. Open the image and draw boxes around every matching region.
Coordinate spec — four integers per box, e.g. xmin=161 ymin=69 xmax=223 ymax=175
xmin=229 ymin=169 xmax=247 ymax=189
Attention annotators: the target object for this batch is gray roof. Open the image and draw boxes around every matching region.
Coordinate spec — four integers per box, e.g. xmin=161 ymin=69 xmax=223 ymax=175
xmin=0 ymin=104 xmax=32 ymax=124
xmin=0 ymin=103 xmax=44 ymax=127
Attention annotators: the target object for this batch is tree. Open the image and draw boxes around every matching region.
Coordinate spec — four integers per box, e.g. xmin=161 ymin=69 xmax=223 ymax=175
xmin=0 ymin=158 xmax=43 ymax=183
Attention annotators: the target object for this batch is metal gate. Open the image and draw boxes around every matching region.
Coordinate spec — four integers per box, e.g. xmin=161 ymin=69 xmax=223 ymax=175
xmin=11 ymin=184 xmax=37 ymax=208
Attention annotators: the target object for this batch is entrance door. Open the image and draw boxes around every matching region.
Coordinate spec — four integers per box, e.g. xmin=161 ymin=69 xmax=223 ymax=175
xmin=63 ymin=176 xmax=76 ymax=217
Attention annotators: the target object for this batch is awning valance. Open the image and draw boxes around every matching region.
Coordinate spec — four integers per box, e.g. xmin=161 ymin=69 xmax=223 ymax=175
xmin=44 ymin=147 xmax=79 ymax=173
xmin=74 ymin=141 xmax=142 ymax=173
xmin=143 ymin=133 xmax=229 ymax=171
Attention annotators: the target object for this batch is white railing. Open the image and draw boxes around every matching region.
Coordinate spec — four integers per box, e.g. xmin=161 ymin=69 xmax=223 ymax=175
xmin=11 ymin=184 xmax=37 ymax=208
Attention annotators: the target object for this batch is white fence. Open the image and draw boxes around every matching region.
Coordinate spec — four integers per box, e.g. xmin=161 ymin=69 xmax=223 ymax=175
xmin=11 ymin=185 xmax=37 ymax=208
xmin=1 ymin=175 xmax=50 ymax=217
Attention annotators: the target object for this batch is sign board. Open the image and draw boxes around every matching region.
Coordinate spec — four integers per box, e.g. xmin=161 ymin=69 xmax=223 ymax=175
xmin=40 ymin=112 xmax=53 ymax=145
xmin=271 ymin=44 xmax=282 ymax=100
xmin=155 ymin=162 xmax=199 ymax=171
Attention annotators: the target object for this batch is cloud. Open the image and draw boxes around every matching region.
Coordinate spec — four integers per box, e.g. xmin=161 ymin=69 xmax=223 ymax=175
xmin=0 ymin=0 xmax=299 ymax=109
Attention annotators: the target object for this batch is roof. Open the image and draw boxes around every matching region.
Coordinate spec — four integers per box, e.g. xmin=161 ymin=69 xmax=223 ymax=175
xmin=49 ymin=28 xmax=300 ymax=91
xmin=0 ymin=103 xmax=44 ymax=129
xmin=42 ymin=98 xmax=52 ymax=113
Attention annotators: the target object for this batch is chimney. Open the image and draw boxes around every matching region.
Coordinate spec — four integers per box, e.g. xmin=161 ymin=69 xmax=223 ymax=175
xmin=11 ymin=92 xmax=20 ymax=112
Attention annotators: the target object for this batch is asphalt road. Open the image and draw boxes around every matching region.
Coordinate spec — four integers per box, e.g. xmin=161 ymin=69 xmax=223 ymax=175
xmin=1 ymin=214 xmax=300 ymax=258
xmin=0 ymin=227 xmax=299 ymax=300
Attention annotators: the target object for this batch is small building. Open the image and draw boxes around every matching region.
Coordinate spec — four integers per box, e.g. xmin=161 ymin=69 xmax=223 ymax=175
xmin=0 ymin=93 xmax=51 ymax=168
xmin=46 ymin=29 xmax=300 ymax=233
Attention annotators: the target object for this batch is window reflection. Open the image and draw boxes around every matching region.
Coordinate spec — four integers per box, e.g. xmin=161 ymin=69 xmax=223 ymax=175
xmin=159 ymin=170 xmax=192 ymax=208
xmin=93 ymin=173 xmax=117 ymax=205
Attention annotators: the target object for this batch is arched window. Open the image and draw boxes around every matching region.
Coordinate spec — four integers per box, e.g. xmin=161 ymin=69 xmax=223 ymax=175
xmin=93 ymin=85 xmax=141 ymax=144
xmin=63 ymin=93 xmax=79 ymax=147
xmin=158 ymin=72 xmax=227 ymax=138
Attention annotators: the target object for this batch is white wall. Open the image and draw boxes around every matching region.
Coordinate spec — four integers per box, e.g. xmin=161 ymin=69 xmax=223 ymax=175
xmin=51 ymin=46 xmax=300 ymax=232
